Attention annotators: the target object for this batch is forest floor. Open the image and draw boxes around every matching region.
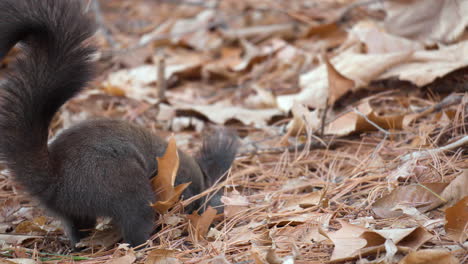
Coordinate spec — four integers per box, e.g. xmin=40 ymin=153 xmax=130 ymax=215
xmin=0 ymin=0 xmax=467 ymax=263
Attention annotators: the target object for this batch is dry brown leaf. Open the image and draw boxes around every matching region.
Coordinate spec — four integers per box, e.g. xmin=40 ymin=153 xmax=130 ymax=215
xmin=350 ymin=21 xmax=424 ymax=54
xmin=106 ymin=254 xmax=137 ymax=264
xmin=0 ymin=234 xmax=41 ymax=245
xmin=221 ymin=190 xmax=250 ymax=218
xmin=77 ymin=229 xmax=122 ymax=249
xmin=0 ymin=199 xmax=21 ymax=223
xmin=152 ymin=136 xmax=179 ymax=200
xmin=398 ymin=249 xmax=460 ymax=264
xmin=170 ymin=10 xmax=222 ymax=51
xmin=283 ymin=191 xmax=325 ymax=211
xmin=273 ymin=222 xmax=328 ymax=245
xmin=376 ymin=227 xmax=432 ymax=250
xmin=203 ymin=47 xmax=243 ymax=79
xmin=384 ymin=0 xmax=468 ymax=44
xmin=325 ymin=101 xmax=404 ymax=136
xmin=277 ymin=50 xmax=410 ymax=111
xmin=444 ymin=196 xmax=468 ymax=243
xmin=145 ymin=249 xmax=180 ymax=264
xmin=151 ymin=136 xmax=190 ymax=214
xmin=187 ymin=206 xmax=217 ymax=240
xmin=379 ymin=41 xmax=468 ymax=86
xmin=441 ymin=170 xmax=468 ymax=206
xmin=328 ymin=221 xmax=433 ymax=262
xmin=14 ymin=216 xmax=52 ymax=234
xmin=284 ymin=103 xmax=320 ymax=138
xmin=227 ymin=225 xmax=264 ymax=246
xmin=327 ymin=221 xmax=373 ymax=261
xmin=232 ymin=39 xmax=287 ymax=72
xmin=324 ymin=55 xmax=355 ymax=106
xmin=372 ymin=183 xmax=449 ymax=218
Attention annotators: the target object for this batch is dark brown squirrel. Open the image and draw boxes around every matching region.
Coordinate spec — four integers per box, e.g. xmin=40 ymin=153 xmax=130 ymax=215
xmin=0 ymin=0 xmax=239 ymax=248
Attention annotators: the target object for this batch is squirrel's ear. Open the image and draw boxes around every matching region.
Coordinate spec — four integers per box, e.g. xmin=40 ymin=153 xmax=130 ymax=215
xmin=196 ymin=129 xmax=239 ymax=186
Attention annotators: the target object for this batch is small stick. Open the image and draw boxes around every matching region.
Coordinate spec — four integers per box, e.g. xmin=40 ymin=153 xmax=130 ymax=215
xmin=157 ymin=52 xmax=167 ymax=102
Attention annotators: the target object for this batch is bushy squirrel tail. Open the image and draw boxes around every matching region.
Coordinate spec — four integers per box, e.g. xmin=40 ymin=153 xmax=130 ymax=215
xmin=196 ymin=130 xmax=239 ymax=187
xmin=0 ymin=0 xmax=96 ymax=194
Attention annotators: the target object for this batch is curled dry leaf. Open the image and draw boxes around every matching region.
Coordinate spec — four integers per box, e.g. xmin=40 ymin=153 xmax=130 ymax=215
xmin=324 ymin=55 xmax=355 ymax=106
xmin=372 ymin=183 xmax=449 ymax=219
xmin=187 ymin=206 xmax=217 ymax=241
xmin=151 ymin=136 xmax=191 ymax=214
xmin=283 ymin=103 xmax=320 ymax=140
xmin=326 ymin=101 xmax=404 ymax=136
xmin=444 ymin=196 xmax=468 ymax=243
xmin=398 ymin=249 xmax=459 ymax=264
xmin=328 ymin=221 xmax=433 ymax=262
xmin=276 ymin=49 xmax=410 ymax=111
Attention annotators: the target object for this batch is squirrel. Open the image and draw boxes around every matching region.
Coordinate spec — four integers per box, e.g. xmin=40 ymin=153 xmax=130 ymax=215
xmin=0 ymin=0 xmax=239 ymax=248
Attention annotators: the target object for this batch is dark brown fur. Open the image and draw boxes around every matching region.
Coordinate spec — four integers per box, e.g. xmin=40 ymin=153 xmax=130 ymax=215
xmin=0 ymin=0 xmax=238 ymax=247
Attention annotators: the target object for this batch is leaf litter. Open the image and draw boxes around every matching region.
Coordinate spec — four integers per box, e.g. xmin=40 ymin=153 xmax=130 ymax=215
xmin=0 ymin=0 xmax=467 ymax=263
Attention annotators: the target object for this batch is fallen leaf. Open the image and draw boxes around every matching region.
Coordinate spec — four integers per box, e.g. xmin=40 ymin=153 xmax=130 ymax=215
xmin=221 ymin=191 xmax=250 ymax=218
xmin=0 ymin=199 xmax=21 ymax=222
xmin=106 ymin=254 xmax=136 ymax=264
xmin=379 ymin=41 xmax=468 ymax=86
xmin=151 ymin=136 xmax=190 ymax=213
xmin=283 ymin=191 xmax=325 ymax=211
xmin=273 ymin=222 xmax=328 ymax=245
xmin=328 ymin=221 xmax=433 ymax=262
xmin=350 ymin=21 xmax=424 ymax=54
xmin=327 ymin=221 xmax=372 ymax=261
xmin=284 ymin=103 xmax=320 ymax=138
xmin=372 ymin=183 xmax=449 ymax=218
xmin=441 ymin=170 xmax=468 ymax=206
xmin=0 ymin=234 xmax=41 ymax=245
xmin=145 ymin=249 xmax=180 ymax=264
xmin=15 ymin=216 xmax=53 ymax=234
xmin=324 ymin=55 xmax=355 ymax=106
xmin=384 ymin=0 xmax=468 ymax=44
xmin=398 ymin=249 xmax=459 ymax=264
xmin=277 ymin=50 xmax=410 ymax=111
xmin=444 ymin=196 xmax=468 ymax=243
xmin=325 ymin=101 xmax=404 ymax=136
xmin=170 ymin=10 xmax=222 ymax=51
xmin=77 ymin=229 xmax=122 ymax=249
xmin=376 ymin=227 xmax=432 ymax=250
xmin=187 ymin=206 xmax=217 ymax=240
